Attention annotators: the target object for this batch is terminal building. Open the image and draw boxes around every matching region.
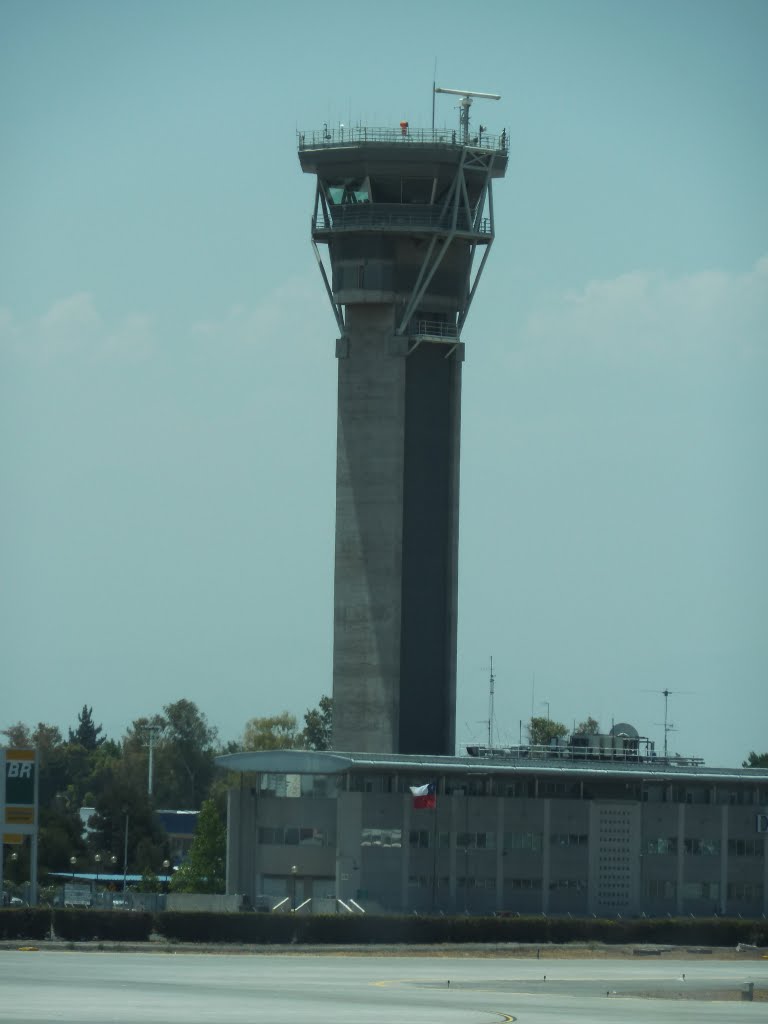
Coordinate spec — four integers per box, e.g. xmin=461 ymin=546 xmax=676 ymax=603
xmin=217 ymin=742 xmax=768 ymax=918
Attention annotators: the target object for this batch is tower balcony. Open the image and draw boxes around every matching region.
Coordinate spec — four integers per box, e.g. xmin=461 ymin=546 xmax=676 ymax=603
xmin=298 ymin=125 xmax=508 ymax=154
xmin=312 ymin=203 xmax=491 ymax=239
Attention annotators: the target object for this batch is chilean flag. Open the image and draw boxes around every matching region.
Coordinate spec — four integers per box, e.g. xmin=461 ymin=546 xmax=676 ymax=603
xmin=410 ymin=782 xmax=437 ymax=810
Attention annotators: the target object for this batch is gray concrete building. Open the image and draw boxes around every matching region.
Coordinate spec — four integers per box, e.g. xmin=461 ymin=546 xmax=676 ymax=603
xmin=218 ymin=748 xmax=768 ymax=919
xmin=298 ymin=121 xmax=508 ymax=755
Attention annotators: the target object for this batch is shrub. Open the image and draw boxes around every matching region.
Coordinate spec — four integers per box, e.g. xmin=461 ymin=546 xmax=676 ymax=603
xmin=0 ymin=908 xmax=51 ymax=941
xmin=52 ymin=909 xmax=153 ymax=942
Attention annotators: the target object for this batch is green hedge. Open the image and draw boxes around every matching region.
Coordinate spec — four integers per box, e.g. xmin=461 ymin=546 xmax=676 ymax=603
xmin=1 ymin=909 xmax=766 ymax=947
xmin=52 ymin=909 xmax=153 ymax=942
xmin=150 ymin=912 xmax=768 ymax=947
xmin=0 ymin=908 xmax=50 ymax=941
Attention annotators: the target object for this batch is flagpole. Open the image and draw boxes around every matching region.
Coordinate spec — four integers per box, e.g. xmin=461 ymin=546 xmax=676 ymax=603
xmin=431 ymin=778 xmax=439 ymax=912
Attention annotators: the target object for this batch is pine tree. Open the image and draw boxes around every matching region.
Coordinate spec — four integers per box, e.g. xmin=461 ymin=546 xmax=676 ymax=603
xmin=68 ymin=705 xmax=104 ymax=750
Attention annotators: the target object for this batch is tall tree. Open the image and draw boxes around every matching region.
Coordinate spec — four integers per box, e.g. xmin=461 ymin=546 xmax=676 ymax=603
xmin=69 ymin=705 xmax=104 ymax=750
xmin=170 ymin=798 xmax=225 ymax=894
xmin=301 ymin=695 xmax=333 ymax=750
xmin=575 ymin=717 xmax=600 ymax=735
xmin=743 ymin=751 xmax=768 ymax=768
xmin=242 ymin=712 xmax=300 ymax=751
xmin=528 ymin=716 xmax=569 ymax=746
xmin=1 ymin=722 xmax=32 ymax=746
xmin=160 ymin=700 xmax=218 ymax=809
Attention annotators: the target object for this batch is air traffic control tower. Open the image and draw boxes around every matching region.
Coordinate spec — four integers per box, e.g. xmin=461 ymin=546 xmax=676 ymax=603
xmin=298 ymin=90 xmax=508 ymax=756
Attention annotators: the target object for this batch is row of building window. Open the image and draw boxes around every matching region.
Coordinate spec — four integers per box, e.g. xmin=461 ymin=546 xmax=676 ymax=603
xmin=258 ymin=827 xmax=331 ymax=847
xmin=258 ymin=772 xmax=768 ymax=806
xmin=647 ymin=837 xmax=765 ymax=856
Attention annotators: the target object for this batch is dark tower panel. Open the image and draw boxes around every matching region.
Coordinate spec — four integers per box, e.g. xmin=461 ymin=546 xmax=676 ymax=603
xmin=299 ymin=124 xmax=507 ymax=754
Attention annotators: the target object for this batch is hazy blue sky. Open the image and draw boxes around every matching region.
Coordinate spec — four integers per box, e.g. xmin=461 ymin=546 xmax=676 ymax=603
xmin=1 ymin=0 xmax=766 ymax=767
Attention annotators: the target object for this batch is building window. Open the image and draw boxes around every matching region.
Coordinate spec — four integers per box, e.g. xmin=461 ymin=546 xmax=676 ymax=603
xmin=550 ymin=833 xmax=588 ymax=848
xmin=728 ymin=882 xmax=763 ymax=901
xmin=682 ymin=881 xmax=719 ymax=900
xmin=647 ymin=880 xmax=676 ymax=900
xmin=684 ymin=838 xmax=721 ymax=856
xmin=457 ymin=876 xmax=496 ymax=890
xmin=258 ymin=826 xmax=329 ymax=846
xmin=728 ymin=838 xmax=764 ymax=857
xmin=507 ymin=877 xmax=542 ymax=891
xmin=646 ymin=837 xmax=677 ymax=855
xmin=504 ymin=831 xmax=543 ymax=853
xmin=361 ymin=828 xmax=401 ymax=848
xmin=457 ymin=832 xmax=496 ymax=850
xmin=409 ymin=830 xmax=449 ymax=849
xmin=549 ymin=879 xmax=587 ymax=892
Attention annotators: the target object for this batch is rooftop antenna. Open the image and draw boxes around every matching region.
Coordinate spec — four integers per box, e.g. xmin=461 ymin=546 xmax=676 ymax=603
xmin=488 ymin=656 xmax=495 ymax=747
xmin=643 ymin=688 xmax=695 ymax=760
xmin=434 ymin=86 xmax=501 ymax=143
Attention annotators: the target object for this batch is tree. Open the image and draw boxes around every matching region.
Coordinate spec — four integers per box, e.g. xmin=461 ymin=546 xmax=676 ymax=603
xmin=301 ymin=695 xmax=333 ymax=750
xmin=528 ymin=716 xmax=568 ymax=746
xmin=575 ymin=717 xmax=600 ymax=735
xmin=69 ymin=705 xmax=104 ymax=750
xmin=743 ymin=751 xmax=768 ymax=768
xmin=242 ymin=712 xmax=300 ymax=751
xmin=1 ymin=722 xmax=32 ymax=746
xmin=170 ymin=799 xmax=225 ymax=894
xmin=161 ymin=700 xmax=218 ymax=809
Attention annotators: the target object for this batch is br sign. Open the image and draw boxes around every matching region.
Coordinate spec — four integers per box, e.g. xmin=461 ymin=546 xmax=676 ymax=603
xmin=3 ymin=748 xmax=37 ymax=829
xmin=757 ymin=813 xmax=768 ymax=834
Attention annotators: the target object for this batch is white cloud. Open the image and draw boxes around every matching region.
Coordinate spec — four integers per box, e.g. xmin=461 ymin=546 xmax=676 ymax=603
xmin=191 ymin=274 xmax=330 ymax=353
xmin=0 ymin=294 xmax=155 ymax=364
xmin=40 ymin=291 xmax=101 ymax=332
xmin=519 ymin=256 xmax=768 ymax=367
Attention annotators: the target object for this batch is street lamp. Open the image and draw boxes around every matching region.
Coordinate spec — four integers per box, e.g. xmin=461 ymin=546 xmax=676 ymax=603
xmin=290 ymin=864 xmax=298 ymax=910
xmin=69 ymin=855 xmax=77 ymax=881
xmin=540 ymin=701 xmax=550 ymax=722
xmin=94 ymin=852 xmax=102 ymax=899
xmin=122 ymin=808 xmax=130 ymax=892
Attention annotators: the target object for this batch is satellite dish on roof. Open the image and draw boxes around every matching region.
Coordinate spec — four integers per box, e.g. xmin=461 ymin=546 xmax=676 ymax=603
xmin=610 ymin=722 xmax=639 ymax=739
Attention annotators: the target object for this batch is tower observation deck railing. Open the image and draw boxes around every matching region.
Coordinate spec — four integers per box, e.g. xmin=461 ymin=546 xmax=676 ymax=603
xmin=312 ymin=204 xmax=491 ymax=236
xmin=298 ymin=125 xmax=509 ymax=153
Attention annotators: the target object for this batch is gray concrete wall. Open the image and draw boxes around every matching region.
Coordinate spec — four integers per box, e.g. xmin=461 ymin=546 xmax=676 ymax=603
xmin=332 ymin=305 xmax=405 ymax=753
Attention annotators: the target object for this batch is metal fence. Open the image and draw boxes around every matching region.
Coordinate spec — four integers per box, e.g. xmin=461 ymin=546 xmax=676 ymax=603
xmin=313 ymin=206 xmax=491 ymax=235
xmin=298 ymin=125 xmax=508 ymax=153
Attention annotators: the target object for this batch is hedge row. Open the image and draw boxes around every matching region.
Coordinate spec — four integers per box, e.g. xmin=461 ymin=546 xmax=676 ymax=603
xmin=1 ymin=908 xmax=766 ymax=946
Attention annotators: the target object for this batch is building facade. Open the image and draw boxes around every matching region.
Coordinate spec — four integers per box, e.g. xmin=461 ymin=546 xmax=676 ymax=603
xmin=218 ymin=749 xmax=768 ymax=918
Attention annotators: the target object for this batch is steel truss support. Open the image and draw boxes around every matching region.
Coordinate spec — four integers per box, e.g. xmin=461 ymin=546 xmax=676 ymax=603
xmin=308 ymin=147 xmax=497 ymax=342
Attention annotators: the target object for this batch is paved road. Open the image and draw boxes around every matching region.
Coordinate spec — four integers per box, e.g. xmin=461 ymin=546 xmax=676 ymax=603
xmin=0 ymin=951 xmax=766 ymax=1023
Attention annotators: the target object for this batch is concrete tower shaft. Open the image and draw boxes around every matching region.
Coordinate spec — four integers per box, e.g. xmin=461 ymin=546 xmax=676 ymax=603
xmin=299 ymin=126 xmax=507 ymax=755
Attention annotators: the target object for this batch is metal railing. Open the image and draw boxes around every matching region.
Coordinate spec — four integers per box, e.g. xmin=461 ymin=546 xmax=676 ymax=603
xmin=409 ymin=320 xmax=459 ymax=341
xmin=313 ymin=206 xmax=490 ymax=236
xmin=298 ymin=125 xmax=508 ymax=153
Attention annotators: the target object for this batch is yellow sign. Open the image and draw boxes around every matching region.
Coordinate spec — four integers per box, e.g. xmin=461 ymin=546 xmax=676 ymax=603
xmin=3 ymin=833 xmax=24 ymax=845
xmin=6 ymin=748 xmax=35 ymax=761
xmin=5 ymin=807 xmax=34 ymax=826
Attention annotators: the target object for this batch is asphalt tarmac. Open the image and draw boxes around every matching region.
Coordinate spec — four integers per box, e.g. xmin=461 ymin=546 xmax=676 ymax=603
xmin=0 ymin=950 xmax=766 ymax=1023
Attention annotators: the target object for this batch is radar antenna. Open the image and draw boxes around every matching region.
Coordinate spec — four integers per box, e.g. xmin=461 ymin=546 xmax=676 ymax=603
xmin=434 ymin=86 xmax=501 ymax=143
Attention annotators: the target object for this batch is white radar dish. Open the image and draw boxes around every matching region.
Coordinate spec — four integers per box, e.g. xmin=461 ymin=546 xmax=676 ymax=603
xmin=610 ymin=722 xmax=639 ymax=739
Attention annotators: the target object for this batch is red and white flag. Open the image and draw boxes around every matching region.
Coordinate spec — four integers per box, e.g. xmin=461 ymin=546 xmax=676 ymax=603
xmin=409 ymin=782 xmax=436 ymax=810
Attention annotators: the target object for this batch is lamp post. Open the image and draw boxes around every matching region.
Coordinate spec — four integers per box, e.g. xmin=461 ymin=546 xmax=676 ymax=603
xmin=290 ymin=864 xmax=298 ymax=911
xmin=94 ymin=852 xmax=102 ymax=901
xmin=122 ymin=809 xmax=130 ymax=892
xmin=69 ymin=855 xmax=77 ymax=881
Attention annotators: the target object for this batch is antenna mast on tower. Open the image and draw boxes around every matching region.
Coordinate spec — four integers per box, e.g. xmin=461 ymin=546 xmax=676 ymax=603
xmin=434 ymin=86 xmax=501 ymax=143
